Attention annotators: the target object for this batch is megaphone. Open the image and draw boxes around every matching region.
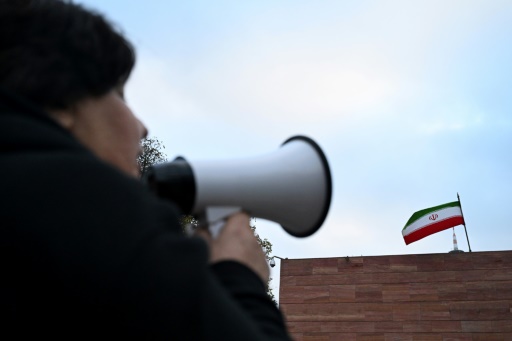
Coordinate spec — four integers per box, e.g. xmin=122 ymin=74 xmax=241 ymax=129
xmin=145 ymin=136 xmax=332 ymax=237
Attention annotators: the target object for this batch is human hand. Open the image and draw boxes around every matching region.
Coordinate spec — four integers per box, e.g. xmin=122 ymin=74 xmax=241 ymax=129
xmin=197 ymin=212 xmax=270 ymax=283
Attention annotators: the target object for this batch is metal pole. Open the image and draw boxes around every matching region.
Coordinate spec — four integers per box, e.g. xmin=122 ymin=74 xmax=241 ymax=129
xmin=457 ymin=192 xmax=472 ymax=252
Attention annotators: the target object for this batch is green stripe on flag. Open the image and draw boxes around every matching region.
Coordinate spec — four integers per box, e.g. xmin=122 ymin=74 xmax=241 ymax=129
xmin=402 ymin=201 xmax=460 ymax=230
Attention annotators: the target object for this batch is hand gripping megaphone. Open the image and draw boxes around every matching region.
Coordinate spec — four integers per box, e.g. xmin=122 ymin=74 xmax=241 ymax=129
xmin=144 ymin=136 xmax=332 ymax=237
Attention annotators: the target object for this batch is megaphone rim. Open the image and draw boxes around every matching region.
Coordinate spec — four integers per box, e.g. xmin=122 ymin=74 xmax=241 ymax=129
xmin=280 ymin=135 xmax=333 ymax=237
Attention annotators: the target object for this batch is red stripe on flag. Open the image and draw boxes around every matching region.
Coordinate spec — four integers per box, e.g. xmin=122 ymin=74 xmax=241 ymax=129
xmin=403 ymin=216 xmax=464 ymax=245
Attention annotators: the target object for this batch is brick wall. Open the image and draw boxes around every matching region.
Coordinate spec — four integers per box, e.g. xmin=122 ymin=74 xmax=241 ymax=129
xmin=279 ymin=250 xmax=512 ymax=341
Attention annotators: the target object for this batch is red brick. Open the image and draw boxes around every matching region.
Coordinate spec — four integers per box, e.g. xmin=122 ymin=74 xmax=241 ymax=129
xmin=356 ymin=284 xmax=383 ymax=302
xmin=286 ymin=321 xmax=374 ymax=334
xmin=329 ymin=285 xmax=356 ymax=303
xmin=388 ymin=255 xmax=418 ymax=266
xmin=303 ymin=286 xmax=331 ymax=303
xmin=461 ymin=320 xmax=495 ymax=332
xmin=415 ymin=254 xmax=445 ymax=272
xmin=283 ymin=303 xmax=365 ymax=322
xmin=329 ymin=333 xmax=357 ymax=341
xmin=440 ymin=333 xmax=472 ymax=341
xmin=313 ymin=258 xmax=339 ymax=274
xmin=371 ymin=273 xmax=405 ymax=284
xmin=364 ymin=303 xmax=394 ymax=321
xmin=448 ymin=301 xmax=478 ymax=320
xmin=420 ymin=303 xmax=451 ymax=320
xmin=383 ymin=284 xmax=410 ymax=303
xmin=356 ymin=333 xmax=385 ymax=341
xmin=461 ymin=268 xmax=512 ymax=281
xmin=321 ymin=322 xmax=375 ymax=333
xmin=286 ymin=321 xmax=321 ymax=333
xmin=389 ymin=257 xmax=418 ymax=272
xmin=449 ymin=301 xmax=511 ymax=320
xmin=347 ymin=273 xmax=376 ymax=285
xmin=363 ymin=256 xmax=391 ymax=273
xmin=280 ymin=275 xmax=296 ymax=287
xmin=411 ymin=333 xmax=442 ymax=341
xmin=281 ymin=251 xmax=512 ymax=341
xmin=393 ymin=303 xmax=420 ymax=321
xmin=423 ymin=271 xmax=457 ymax=283
xmin=502 ymin=251 xmax=512 ymax=267
xmin=472 ymin=252 xmax=506 ymax=270
xmin=280 ymin=286 xmax=304 ymax=304
xmin=384 ymin=333 xmax=413 ymax=341
xmin=493 ymin=320 xmax=512 ymax=333
xmin=430 ymin=321 xmax=461 ymax=333
xmin=374 ymin=321 xmax=403 ymax=332
xmin=294 ymin=274 xmax=340 ymax=286
xmin=338 ymin=257 xmax=364 ymax=273
xmin=495 ymin=281 xmax=512 ymax=299
xmin=281 ymin=259 xmax=314 ymax=276
xmin=438 ymin=283 xmax=467 ymax=301
xmin=303 ymin=333 xmax=330 ymax=341
xmin=472 ymin=333 xmax=512 ymax=341
xmin=466 ymin=281 xmax=496 ymax=300
xmin=280 ymin=302 xmax=289 ymax=311
xmin=295 ymin=274 xmax=354 ymax=286
xmin=402 ymin=321 xmax=431 ymax=333
xmin=409 ymin=283 xmax=439 ymax=302
xmin=443 ymin=253 xmax=474 ymax=271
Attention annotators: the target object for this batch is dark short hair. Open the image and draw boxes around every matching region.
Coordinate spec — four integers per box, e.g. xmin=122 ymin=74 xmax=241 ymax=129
xmin=0 ymin=0 xmax=135 ymax=110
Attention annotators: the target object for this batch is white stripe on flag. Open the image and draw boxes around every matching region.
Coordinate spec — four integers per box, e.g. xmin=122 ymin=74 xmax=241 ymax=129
xmin=402 ymin=206 xmax=462 ymax=237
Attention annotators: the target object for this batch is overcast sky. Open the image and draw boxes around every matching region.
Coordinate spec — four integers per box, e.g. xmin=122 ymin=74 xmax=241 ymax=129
xmin=80 ymin=0 xmax=512 ymax=298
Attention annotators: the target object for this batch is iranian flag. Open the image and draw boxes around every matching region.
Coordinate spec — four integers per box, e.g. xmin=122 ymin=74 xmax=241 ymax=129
xmin=402 ymin=201 xmax=465 ymax=245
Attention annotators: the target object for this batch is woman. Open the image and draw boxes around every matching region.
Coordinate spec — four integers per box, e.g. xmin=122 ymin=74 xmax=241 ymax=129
xmin=0 ymin=1 xmax=290 ymax=339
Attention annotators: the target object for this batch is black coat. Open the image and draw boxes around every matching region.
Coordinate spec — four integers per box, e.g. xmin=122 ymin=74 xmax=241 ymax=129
xmin=0 ymin=91 xmax=290 ymax=340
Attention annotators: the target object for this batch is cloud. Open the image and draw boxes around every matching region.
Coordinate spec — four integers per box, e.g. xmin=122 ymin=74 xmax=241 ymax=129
xmin=126 ymin=52 xmax=202 ymax=123
xmin=126 ymin=0 xmax=511 ymax=138
xmin=124 ymin=0 xmax=512 ymax=145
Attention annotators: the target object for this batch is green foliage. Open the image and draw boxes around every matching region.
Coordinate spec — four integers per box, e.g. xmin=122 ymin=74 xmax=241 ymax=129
xmin=180 ymin=215 xmax=198 ymax=234
xmin=250 ymin=218 xmax=277 ymax=306
xmin=250 ymin=218 xmax=272 ymax=261
xmin=137 ymin=137 xmax=167 ymax=177
xmin=180 ymin=215 xmax=198 ymax=228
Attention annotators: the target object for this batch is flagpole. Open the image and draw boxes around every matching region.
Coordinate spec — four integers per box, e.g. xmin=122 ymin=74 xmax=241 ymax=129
xmin=457 ymin=192 xmax=472 ymax=252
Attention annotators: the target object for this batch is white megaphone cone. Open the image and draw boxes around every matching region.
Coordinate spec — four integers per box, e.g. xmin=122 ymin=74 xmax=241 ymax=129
xmin=145 ymin=136 xmax=332 ymax=237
